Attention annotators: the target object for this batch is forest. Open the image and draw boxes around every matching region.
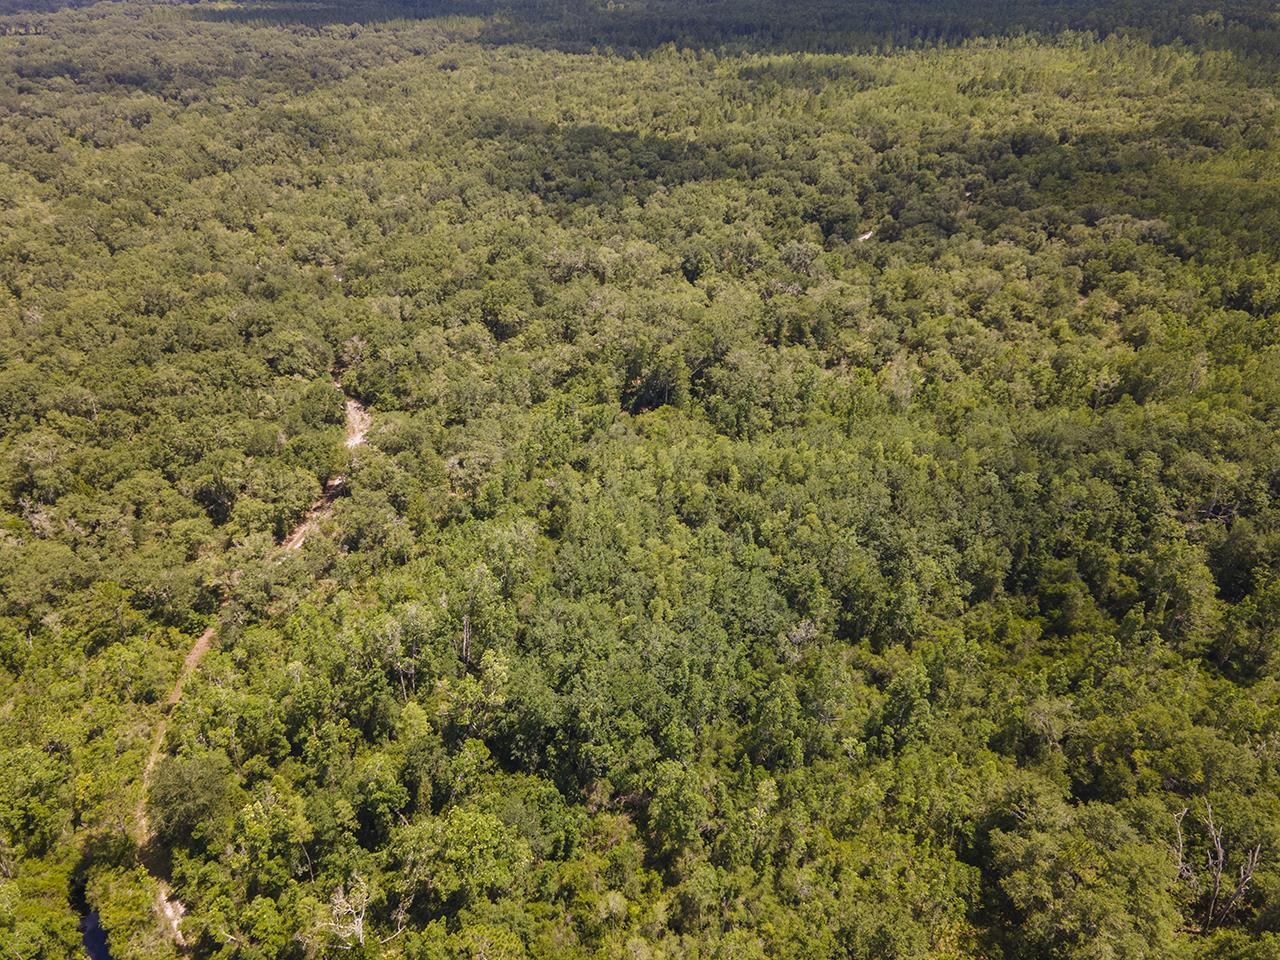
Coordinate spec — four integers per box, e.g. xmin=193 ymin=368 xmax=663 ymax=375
xmin=1 ymin=0 xmax=1279 ymax=957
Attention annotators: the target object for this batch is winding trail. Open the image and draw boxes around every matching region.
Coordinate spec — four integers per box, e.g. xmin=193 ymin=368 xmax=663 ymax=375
xmin=128 ymin=381 xmax=369 ymax=950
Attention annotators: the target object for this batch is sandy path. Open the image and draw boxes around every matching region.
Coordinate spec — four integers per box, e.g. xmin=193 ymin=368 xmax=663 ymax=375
xmin=345 ymin=396 xmax=372 ymax=448
xmin=279 ymin=390 xmax=370 ymax=552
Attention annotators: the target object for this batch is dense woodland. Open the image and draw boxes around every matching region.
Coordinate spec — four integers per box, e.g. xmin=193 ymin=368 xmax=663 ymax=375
xmin=2 ymin=0 xmax=1280 ymax=957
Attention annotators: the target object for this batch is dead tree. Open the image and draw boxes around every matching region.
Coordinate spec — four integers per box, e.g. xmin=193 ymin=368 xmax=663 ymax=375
xmin=1171 ymin=802 xmax=1262 ymax=931
xmin=325 ymin=874 xmax=370 ymax=949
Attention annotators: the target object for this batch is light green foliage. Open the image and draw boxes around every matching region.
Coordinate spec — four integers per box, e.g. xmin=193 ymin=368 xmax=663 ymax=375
xmin=395 ymin=805 xmax=533 ymax=908
xmin=991 ymin=804 xmax=1182 ymax=959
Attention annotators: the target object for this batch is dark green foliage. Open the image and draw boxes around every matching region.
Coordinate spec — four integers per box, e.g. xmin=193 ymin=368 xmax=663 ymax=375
xmin=148 ymin=752 xmax=236 ymax=847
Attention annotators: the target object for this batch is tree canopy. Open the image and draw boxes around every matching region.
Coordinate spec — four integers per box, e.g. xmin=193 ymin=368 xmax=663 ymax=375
xmin=1 ymin=0 xmax=1279 ymax=957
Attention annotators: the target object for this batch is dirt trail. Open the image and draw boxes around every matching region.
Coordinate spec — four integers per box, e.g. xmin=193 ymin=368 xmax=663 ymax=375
xmin=139 ymin=623 xmax=216 ymax=797
xmin=280 ymin=390 xmax=370 ymax=552
xmin=130 ymin=384 xmax=369 ymax=947
xmin=344 ymin=396 xmax=372 ymax=448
